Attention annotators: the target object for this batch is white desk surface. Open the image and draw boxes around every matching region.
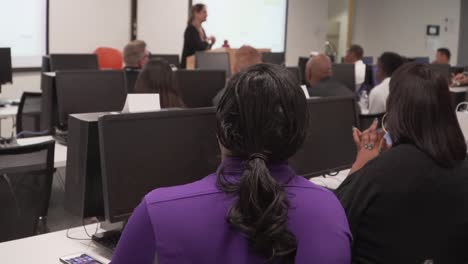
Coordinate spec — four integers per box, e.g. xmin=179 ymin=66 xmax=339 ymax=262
xmin=309 ymin=169 xmax=350 ymax=190
xmin=0 ymin=224 xmax=111 ymax=264
xmin=450 ymin=86 xmax=468 ymax=93
xmin=16 ymin=136 xmax=67 ymax=168
xmin=0 ymin=105 xmax=18 ymax=119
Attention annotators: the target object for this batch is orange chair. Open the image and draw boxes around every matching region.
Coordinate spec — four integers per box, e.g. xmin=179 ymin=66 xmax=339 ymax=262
xmin=94 ymin=47 xmax=123 ymax=70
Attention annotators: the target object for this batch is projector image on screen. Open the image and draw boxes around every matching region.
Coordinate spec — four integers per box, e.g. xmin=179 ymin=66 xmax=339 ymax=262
xmin=0 ymin=0 xmax=48 ymax=68
xmin=191 ymin=0 xmax=288 ymax=52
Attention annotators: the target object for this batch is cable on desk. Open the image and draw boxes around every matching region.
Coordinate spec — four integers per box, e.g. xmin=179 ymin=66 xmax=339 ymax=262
xmin=66 ymin=220 xmax=99 ymax=241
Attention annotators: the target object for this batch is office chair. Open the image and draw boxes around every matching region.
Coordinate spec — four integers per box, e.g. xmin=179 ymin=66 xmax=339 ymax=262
xmin=16 ymin=92 xmax=47 ymax=138
xmin=94 ymin=47 xmax=124 ymax=70
xmin=0 ymin=140 xmax=55 ymax=242
xmin=150 ymin=54 xmax=180 ymax=68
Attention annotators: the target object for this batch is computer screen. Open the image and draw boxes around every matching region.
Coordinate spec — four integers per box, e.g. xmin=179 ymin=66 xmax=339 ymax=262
xmin=298 ymin=56 xmax=310 ymax=85
xmin=195 ymin=52 xmax=231 ymax=77
xmin=150 ymin=54 xmax=180 ymax=68
xmin=55 ymin=70 xmax=127 ymax=129
xmin=0 ymin=48 xmax=12 ymax=85
xmin=289 ymin=96 xmax=358 ymax=178
xmin=332 ymin=64 xmax=356 ymax=92
xmin=49 ymin=54 xmax=99 ymax=71
xmin=262 ymin=52 xmax=286 ymax=65
xmin=98 ymin=108 xmax=220 ymax=223
xmin=286 ymin=67 xmax=301 ymax=84
xmin=175 ymin=69 xmax=226 ymax=108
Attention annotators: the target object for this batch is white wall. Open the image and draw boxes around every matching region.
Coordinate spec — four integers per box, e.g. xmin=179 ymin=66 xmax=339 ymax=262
xmin=137 ymin=0 xmax=328 ymax=66
xmin=353 ymin=0 xmax=461 ymax=64
xmin=328 ymin=0 xmax=349 ymax=59
xmin=138 ymin=1 xmax=189 ymax=55
xmin=285 ymin=0 xmax=328 ymax=65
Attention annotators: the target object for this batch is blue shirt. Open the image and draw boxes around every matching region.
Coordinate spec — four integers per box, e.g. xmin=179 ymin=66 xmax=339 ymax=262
xmin=112 ymin=158 xmax=352 ymax=263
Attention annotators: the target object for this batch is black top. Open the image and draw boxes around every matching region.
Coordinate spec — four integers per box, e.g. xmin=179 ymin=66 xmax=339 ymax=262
xmin=335 ymin=144 xmax=468 ymax=264
xmin=181 ymin=25 xmax=210 ymax=69
xmin=308 ymin=77 xmax=354 ymax=97
xmin=123 ymin=66 xmax=140 ymax=93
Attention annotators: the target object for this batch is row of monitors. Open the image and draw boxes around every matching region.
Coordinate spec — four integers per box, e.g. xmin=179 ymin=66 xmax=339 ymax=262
xmin=53 ymin=67 xmax=300 ymax=130
xmin=42 ymin=52 xmax=286 ymax=72
xmin=67 ymin=96 xmax=358 ymax=223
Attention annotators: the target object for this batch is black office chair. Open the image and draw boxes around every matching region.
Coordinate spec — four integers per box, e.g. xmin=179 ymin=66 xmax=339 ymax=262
xmin=359 ymin=112 xmax=385 ymax=131
xmin=0 ymin=140 xmax=55 ymax=242
xmin=16 ymin=92 xmax=43 ymax=137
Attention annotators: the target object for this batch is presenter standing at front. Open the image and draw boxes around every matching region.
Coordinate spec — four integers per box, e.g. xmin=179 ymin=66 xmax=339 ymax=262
xmin=181 ymin=4 xmax=216 ymax=68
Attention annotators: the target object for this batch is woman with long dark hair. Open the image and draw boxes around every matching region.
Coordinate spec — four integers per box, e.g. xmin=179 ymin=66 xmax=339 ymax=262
xmin=336 ymin=63 xmax=468 ymax=263
xmin=181 ymin=3 xmax=216 ymax=68
xmin=111 ymin=64 xmax=351 ymax=263
xmin=134 ymin=58 xmax=185 ymax=108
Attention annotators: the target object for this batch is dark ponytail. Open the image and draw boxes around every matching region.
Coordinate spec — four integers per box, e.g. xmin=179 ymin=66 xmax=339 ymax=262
xmin=216 ymin=64 xmax=308 ymax=262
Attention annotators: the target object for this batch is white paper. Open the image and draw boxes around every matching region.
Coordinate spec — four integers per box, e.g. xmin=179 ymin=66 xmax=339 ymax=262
xmin=122 ymin=94 xmax=160 ymax=113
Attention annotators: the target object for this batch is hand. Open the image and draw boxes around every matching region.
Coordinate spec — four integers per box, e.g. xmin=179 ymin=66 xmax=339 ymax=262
xmin=208 ymin=36 xmax=216 ymax=45
xmin=350 ymin=119 xmax=388 ymax=174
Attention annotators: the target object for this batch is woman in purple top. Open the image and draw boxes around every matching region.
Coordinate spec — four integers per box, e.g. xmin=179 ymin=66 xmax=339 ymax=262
xmin=112 ymin=64 xmax=352 ymax=263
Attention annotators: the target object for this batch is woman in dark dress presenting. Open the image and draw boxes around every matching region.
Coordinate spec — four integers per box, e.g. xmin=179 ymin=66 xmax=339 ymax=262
xmin=181 ymin=4 xmax=216 ymax=69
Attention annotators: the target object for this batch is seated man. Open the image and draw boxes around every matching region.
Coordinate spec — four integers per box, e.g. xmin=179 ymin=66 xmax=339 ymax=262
xmin=368 ymin=52 xmax=404 ymax=114
xmin=344 ymin=44 xmax=366 ymax=92
xmin=212 ymin=45 xmax=262 ymax=105
xmin=123 ymin=40 xmax=150 ymax=92
xmin=306 ymin=54 xmax=353 ymax=97
xmin=432 ymin=48 xmax=451 ymax=65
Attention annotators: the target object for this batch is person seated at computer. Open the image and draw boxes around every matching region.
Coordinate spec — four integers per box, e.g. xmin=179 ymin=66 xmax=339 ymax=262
xmin=335 ymin=63 xmax=468 ymax=263
xmin=212 ymin=45 xmax=262 ymax=105
xmin=305 ymin=54 xmax=353 ymax=97
xmin=432 ymin=47 xmax=451 ymax=65
xmin=111 ymin=64 xmax=352 ymax=264
xmin=134 ymin=58 xmax=185 ymax=108
xmin=344 ymin=44 xmax=366 ymax=92
xmin=123 ymin=40 xmax=150 ymax=69
xmin=368 ymin=52 xmax=404 ymax=114
xmin=181 ymin=3 xmax=216 ymax=69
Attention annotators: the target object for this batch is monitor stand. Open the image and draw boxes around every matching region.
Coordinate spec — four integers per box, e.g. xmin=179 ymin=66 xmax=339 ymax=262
xmin=92 ymin=220 xmax=126 ymax=251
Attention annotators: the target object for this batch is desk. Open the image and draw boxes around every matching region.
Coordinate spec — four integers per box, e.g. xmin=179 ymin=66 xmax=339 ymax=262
xmin=450 ymin=86 xmax=468 ymax=93
xmin=310 ymin=169 xmax=350 ymax=190
xmin=0 ymin=225 xmax=111 ymax=264
xmin=16 ymin=136 xmax=67 ymax=168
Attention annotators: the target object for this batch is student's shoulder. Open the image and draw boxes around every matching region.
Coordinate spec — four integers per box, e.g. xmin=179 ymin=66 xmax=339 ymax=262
xmin=144 ymin=174 xmax=222 ymax=205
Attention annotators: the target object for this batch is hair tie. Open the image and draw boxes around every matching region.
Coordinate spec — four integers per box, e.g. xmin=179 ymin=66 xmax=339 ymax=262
xmin=248 ymin=153 xmax=268 ymax=162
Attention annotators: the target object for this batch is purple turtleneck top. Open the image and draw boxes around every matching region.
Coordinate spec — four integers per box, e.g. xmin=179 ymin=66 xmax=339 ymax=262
xmin=112 ymin=158 xmax=352 ymax=263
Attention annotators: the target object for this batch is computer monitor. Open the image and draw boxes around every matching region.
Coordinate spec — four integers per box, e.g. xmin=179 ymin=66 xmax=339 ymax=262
xmin=123 ymin=68 xmax=141 ymax=93
xmin=175 ymin=69 xmax=226 ymax=108
xmin=98 ymin=107 xmax=220 ymax=223
xmin=195 ymin=51 xmax=231 ymax=77
xmin=0 ymin=48 xmax=13 ymax=85
xmin=55 ymin=70 xmax=127 ymax=129
xmin=286 ymin=67 xmax=301 ymax=84
xmin=150 ymin=54 xmax=180 ymax=68
xmin=298 ymin=56 xmax=310 ymax=85
xmin=332 ymin=63 xmax=356 ymax=92
xmin=262 ymin=52 xmax=285 ymax=65
xmin=408 ymin=57 xmax=430 ymax=65
xmin=289 ymin=96 xmax=358 ymax=178
xmin=49 ymin=54 xmax=99 ymax=71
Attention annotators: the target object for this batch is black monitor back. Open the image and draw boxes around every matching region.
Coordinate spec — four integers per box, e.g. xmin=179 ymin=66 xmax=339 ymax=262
xmin=49 ymin=54 xmax=99 ymax=71
xmin=150 ymin=54 xmax=180 ymax=68
xmin=289 ymin=96 xmax=358 ymax=178
xmin=298 ymin=56 xmax=310 ymax=85
xmin=41 ymin=56 xmax=51 ymax=72
xmin=123 ymin=68 xmax=141 ymax=93
xmin=195 ymin=52 xmax=231 ymax=77
xmin=286 ymin=67 xmax=301 ymax=84
xmin=98 ymin=108 xmax=220 ymax=223
xmin=175 ymin=70 xmax=226 ymax=108
xmin=407 ymin=57 xmax=430 ymax=64
xmin=262 ymin=52 xmax=285 ymax=65
xmin=0 ymin=48 xmax=12 ymax=85
xmin=332 ymin=64 xmax=356 ymax=92
xmin=55 ymin=70 xmax=127 ymax=129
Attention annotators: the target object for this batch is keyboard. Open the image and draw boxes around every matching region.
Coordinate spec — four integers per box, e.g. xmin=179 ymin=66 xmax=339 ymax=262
xmin=92 ymin=231 xmax=121 ymax=251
